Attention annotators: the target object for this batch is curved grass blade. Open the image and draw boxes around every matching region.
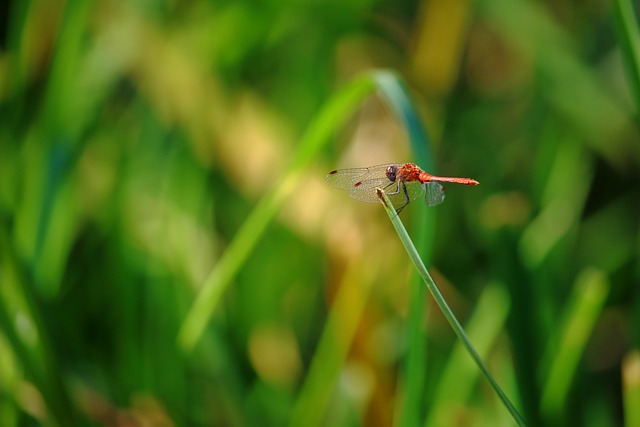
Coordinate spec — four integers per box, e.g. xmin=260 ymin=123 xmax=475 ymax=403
xmin=288 ymin=71 xmax=437 ymax=427
xmin=178 ymin=74 xmax=377 ymax=352
xmin=178 ymin=70 xmax=442 ymax=353
xmin=376 ymin=188 xmax=528 ymax=427
xmin=370 ymin=71 xmax=433 ymax=170
xmin=371 ymin=72 xmax=435 ymax=427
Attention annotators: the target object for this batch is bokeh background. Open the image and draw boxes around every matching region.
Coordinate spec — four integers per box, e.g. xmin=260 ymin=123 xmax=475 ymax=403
xmin=1 ymin=0 xmax=639 ymax=426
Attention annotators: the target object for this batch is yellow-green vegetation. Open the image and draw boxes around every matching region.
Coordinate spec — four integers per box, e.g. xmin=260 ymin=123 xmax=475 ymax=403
xmin=0 ymin=0 xmax=638 ymax=426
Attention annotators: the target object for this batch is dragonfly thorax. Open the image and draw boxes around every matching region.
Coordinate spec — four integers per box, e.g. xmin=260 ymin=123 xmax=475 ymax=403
xmin=418 ymin=171 xmax=432 ymax=183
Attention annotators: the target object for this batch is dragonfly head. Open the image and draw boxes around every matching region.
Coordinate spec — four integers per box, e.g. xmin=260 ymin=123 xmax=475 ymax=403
xmin=385 ymin=165 xmax=397 ymax=182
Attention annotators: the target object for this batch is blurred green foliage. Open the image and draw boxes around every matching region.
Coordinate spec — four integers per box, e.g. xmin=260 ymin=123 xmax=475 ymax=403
xmin=1 ymin=0 xmax=639 ymax=426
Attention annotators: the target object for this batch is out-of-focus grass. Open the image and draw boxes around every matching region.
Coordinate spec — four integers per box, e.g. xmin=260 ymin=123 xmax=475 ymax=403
xmin=178 ymin=73 xmax=377 ymax=352
xmin=540 ymin=269 xmax=609 ymax=422
xmin=613 ymin=0 xmax=640 ymax=121
xmin=0 ymin=0 xmax=638 ymax=426
xmin=623 ymin=351 xmax=640 ymax=427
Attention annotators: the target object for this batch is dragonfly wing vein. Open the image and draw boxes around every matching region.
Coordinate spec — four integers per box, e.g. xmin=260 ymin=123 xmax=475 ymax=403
xmin=425 ymin=182 xmax=445 ymax=206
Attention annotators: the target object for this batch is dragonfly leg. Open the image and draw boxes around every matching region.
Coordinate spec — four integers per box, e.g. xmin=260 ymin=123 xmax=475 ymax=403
xmin=384 ymin=180 xmax=401 ymax=195
xmin=394 ymin=182 xmax=411 ymax=214
xmin=381 ymin=181 xmax=410 ymax=213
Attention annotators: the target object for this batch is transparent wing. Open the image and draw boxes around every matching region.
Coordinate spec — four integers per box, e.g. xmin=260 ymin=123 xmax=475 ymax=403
xmin=350 ymin=180 xmax=425 ymax=208
xmin=347 ymin=177 xmax=397 ymax=203
xmin=424 ymin=182 xmax=445 ymax=206
xmin=326 ymin=163 xmax=407 ymax=204
xmin=325 ymin=164 xmax=402 ymax=192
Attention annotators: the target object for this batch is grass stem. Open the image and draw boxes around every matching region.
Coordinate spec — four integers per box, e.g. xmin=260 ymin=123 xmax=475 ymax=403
xmin=613 ymin=0 xmax=640 ymax=123
xmin=375 ymin=188 xmax=527 ymax=427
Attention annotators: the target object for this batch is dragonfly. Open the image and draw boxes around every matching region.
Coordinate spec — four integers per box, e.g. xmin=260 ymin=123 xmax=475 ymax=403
xmin=326 ymin=163 xmax=479 ymax=214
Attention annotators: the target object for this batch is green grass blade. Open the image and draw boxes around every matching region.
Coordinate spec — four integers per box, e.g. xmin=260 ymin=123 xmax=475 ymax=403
xmin=178 ymin=74 xmax=376 ymax=352
xmin=540 ymin=268 xmax=610 ymax=419
xmin=370 ymin=71 xmax=433 ymax=170
xmin=288 ymin=261 xmax=374 ymax=427
xmin=481 ymin=0 xmax=631 ymax=166
xmin=42 ymin=0 xmax=93 ymax=134
xmin=370 ymin=71 xmax=435 ymax=427
xmin=375 ymin=188 xmax=527 ymax=427
xmin=623 ymin=351 xmax=640 ymax=427
xmin=178 ymin=71 xmax=439 ymax=353
xmin=424 ymin=283 xmax=511 ymax=427
xmin=286 ymin=71 xmax=436 ymax=427
xmin=0 ymin=226 xmax=77 ymax=426
xmin=397 ymin=259 xmax=428 ymax=427
xmin=613 ymin=0 xmax=640 ymax=122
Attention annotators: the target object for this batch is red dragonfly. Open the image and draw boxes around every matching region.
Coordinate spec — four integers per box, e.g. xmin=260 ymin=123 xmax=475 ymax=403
xmin=326 ymin=163 xmax=479 ymax=213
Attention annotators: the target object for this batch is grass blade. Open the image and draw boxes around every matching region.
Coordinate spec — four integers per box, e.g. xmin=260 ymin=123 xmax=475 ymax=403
xmin=288 ymin=260 xmax=374 ymax=427
xmin=0 ymin=227 xmax=77 ymax=426
xmin=288 ymin=71 xmax=437 ymax=427
xmin=375 ymin=188 xmax=527 ymax=427
xmin=613 ymin=0 xmax=640 ymax=122
xmin=424 ymin=283 xmax=512 ymax=427
xmin=178 ymin=71 xmax=440 ymax=353
xmin=370 ymin=71 xmax=433 ymax=169
xmin=370 ymin=72 xmax=435 ymax=427
xmin=623 ymin=351 xmax=640 ymax=427
xmin=540 ymin=268 xmax=610 ymax=420
xmin=178 ymin=74 xmax=377 ymax=352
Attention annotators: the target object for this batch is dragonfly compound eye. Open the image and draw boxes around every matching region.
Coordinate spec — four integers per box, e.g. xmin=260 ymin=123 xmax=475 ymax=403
xmin=385 ymin=165 xmax=397 ymax=182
